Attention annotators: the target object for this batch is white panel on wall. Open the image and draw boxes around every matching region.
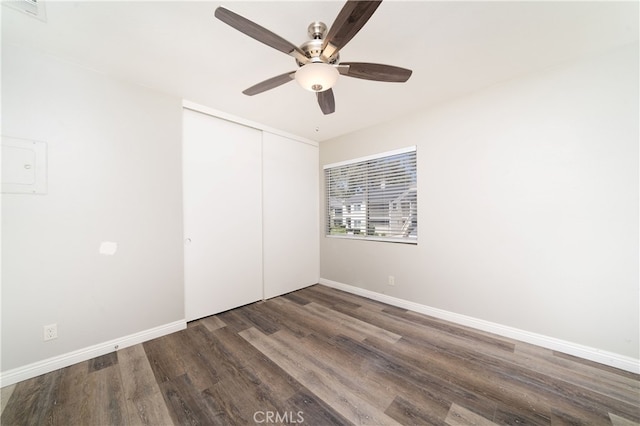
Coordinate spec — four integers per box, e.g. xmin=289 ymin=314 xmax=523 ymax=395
xmin=183 ymin=108 xmax=263 ymax=321
xmin=263 ymin=132 xmax=319 ymax=299
xmin=1 ymin=136 xmax=47 ymax=194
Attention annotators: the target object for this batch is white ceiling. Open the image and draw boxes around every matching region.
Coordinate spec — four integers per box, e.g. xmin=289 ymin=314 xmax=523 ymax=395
xmin=3 ymin=1 xmax=638 ymax=142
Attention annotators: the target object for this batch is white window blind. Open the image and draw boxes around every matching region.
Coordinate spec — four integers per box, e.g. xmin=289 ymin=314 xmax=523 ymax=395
xmin=324 ymin=147 xmax=417 ymax=244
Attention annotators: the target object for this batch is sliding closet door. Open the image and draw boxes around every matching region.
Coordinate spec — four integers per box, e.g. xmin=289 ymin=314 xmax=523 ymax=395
xmin=183 ymin=109 xmax=263 ymax=321
xmin=263 ymin=132 xmax=319 ymax=299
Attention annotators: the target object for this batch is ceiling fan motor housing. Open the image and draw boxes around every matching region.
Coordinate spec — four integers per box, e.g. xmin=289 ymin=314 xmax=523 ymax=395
xmin=296 ymin=22 xmax=340 ymax=67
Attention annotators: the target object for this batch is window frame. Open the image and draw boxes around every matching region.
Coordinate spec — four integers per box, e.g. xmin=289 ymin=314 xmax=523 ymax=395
xmin=323 ymin=146 xmax=418 ymax=245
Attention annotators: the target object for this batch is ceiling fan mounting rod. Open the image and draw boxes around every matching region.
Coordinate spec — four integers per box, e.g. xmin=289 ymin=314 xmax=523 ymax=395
xmin=308 ymin=21 xmax=327 ymax=40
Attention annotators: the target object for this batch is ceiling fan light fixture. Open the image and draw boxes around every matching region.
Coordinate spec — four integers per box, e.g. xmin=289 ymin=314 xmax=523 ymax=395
xmin=295 ymin=62 xmax=339 ymax=92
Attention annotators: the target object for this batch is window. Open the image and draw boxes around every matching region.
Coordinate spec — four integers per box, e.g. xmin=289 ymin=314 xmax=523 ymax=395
xmin=324 ymin=146 xmax=417 ymax=244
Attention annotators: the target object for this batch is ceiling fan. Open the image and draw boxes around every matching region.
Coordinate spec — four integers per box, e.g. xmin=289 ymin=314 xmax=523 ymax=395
xmin=214 ymin=1 xmax=412 ymax=115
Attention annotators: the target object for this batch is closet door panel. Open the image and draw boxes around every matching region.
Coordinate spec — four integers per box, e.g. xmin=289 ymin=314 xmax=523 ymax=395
xmin=183 ymin=109 xmax=263 ymax=321
xmin=263 ymin=132 xmax=319 ymax=299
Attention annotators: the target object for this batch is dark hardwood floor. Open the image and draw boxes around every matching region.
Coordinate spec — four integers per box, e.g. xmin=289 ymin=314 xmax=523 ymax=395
xmin=2 ymin=284 xmax=639 ymax=425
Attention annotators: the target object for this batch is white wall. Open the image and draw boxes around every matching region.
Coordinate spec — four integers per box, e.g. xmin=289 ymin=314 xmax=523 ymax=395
xmin=320 ymin=43 xmax=639 ymax=361
xmin=2 ymin=44 xmax=184 ymax=374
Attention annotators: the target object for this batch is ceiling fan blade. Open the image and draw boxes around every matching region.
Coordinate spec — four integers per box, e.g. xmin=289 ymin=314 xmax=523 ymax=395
xmin=215 ymin=7 xmax=309 ymax=65
xmin=242 ymin=71 xmax=296 ymax=96
xmin=321 ymin=1 xmax=382 ymax=60
xmin=317 ymin=89 xmax=336 ymax=115
xmin=338 ymin=62 xmax=412 ymax=82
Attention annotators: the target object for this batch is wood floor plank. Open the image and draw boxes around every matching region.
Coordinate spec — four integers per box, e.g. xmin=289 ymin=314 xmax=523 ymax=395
xmin=553 ymin=351 xmax=640 ymax=381
xmin=188 ymin=315 xmax=226 ymax=332
xmin=247 ymin=299 xmax=309 ymax=338
xmin=378 ymin=335 xmax=554 ymax=421
xmin=386 ymin=308 xmax=516 ymax=353
xmin=143 ymin=333 xmax=187 ymax=383
xmin=0 ymin=368 xmax=63 ymax=425
xmin=233 ymin=302 xmax=281 ymax=335
xmin=385 ymin=394 xmax=452 ymax=425
xmin=208 ymin=324 xmax=302 ymax=396
xmin=215 ymin=309 xmax=253 ymax=333
xmin=271 ymin=329 xmax=398 ymax=410
xmin=199 ymin=325 xmax=300 ymax=423
xmin=286 ymin=388 xmax=353 ymax=425
xmin=48 ymin=361 xmax=91 ymax=425
xmin=88 ymin=351 xmax=118 ymax=373
xmin=83 ymin=364 xmax=127 ymax=426
xmin=335 ymin=307 xmax=544 ymax=415
xmin=550 ymin=405 xmax=612 ymax=425
xmin=240 ymin=326 xmax=403 ymax=425
xmin=3 ymin=284 xmax=639 ymax=426
xmin=172 ymin=326 xmax=221 ymax=392
xmin=328 ymin=288 xmax=638 ymax=422
xmin=202 ymin=373 xmax=281 ymax=424
xmin=515 ymin=342 xmax=640 ymax=408
xmin=268 ymin=297 xmax=344 ymax=340
xmin=610 ymin=412 xmax=640 ymax=426
xmin=281 ymin=290 xmax=312 ymax=305
xmin=44 ymin=363 xmax=127 ymax=426
xmin=184 ymin=319 xmax=306 ymax=425
xmin=295 ymin=285 xmax=363 ymax=311
xmin=304 ymin=301 xmax=402 ymax=344
xmin=335 ymin=333 xmax=500 ymax=422
xmin=118 ymin=344 xmax=174 ymax=426
xmin=308 ymin=284 xmax=391 ymax=312
xmin=402 ymin=327 xmax=640 ymax=424
xmin=199 ymin=385 xmax=242 ymax=425
xmin=158 ymin=373 xmax=212 ymax=425
xmin=381 ymin=330 xmax=625 ymax=424
xmin=445 ymin=402 xmax=498 ymax=426
xmin=343 ymin=302 xmax=627 ymax=423
xmin=1 ymin=384 xmax=16 ymax=417
xmin=257 ymin=298 xmax=315 ymax=338
xmin=271 ymin=297 xmax=400 ymax=344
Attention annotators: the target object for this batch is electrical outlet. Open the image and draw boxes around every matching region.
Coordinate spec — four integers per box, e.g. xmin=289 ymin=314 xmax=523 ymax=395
xmin=388 ymin=276 xmax=395 ymax=286
xmin=43 ymin=324 xmax=57 ymax=341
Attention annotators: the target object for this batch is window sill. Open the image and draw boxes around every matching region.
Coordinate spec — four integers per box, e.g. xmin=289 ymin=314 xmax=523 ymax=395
xmin=325 ymin=234 xmax=418 ymax=245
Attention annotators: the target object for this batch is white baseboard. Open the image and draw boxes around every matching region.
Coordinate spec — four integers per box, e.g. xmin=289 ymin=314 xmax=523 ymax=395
xmin=0 ymin=320 xmax=186 ymax=387
xmin=319 ymin=278 xmax=640 ymax=374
